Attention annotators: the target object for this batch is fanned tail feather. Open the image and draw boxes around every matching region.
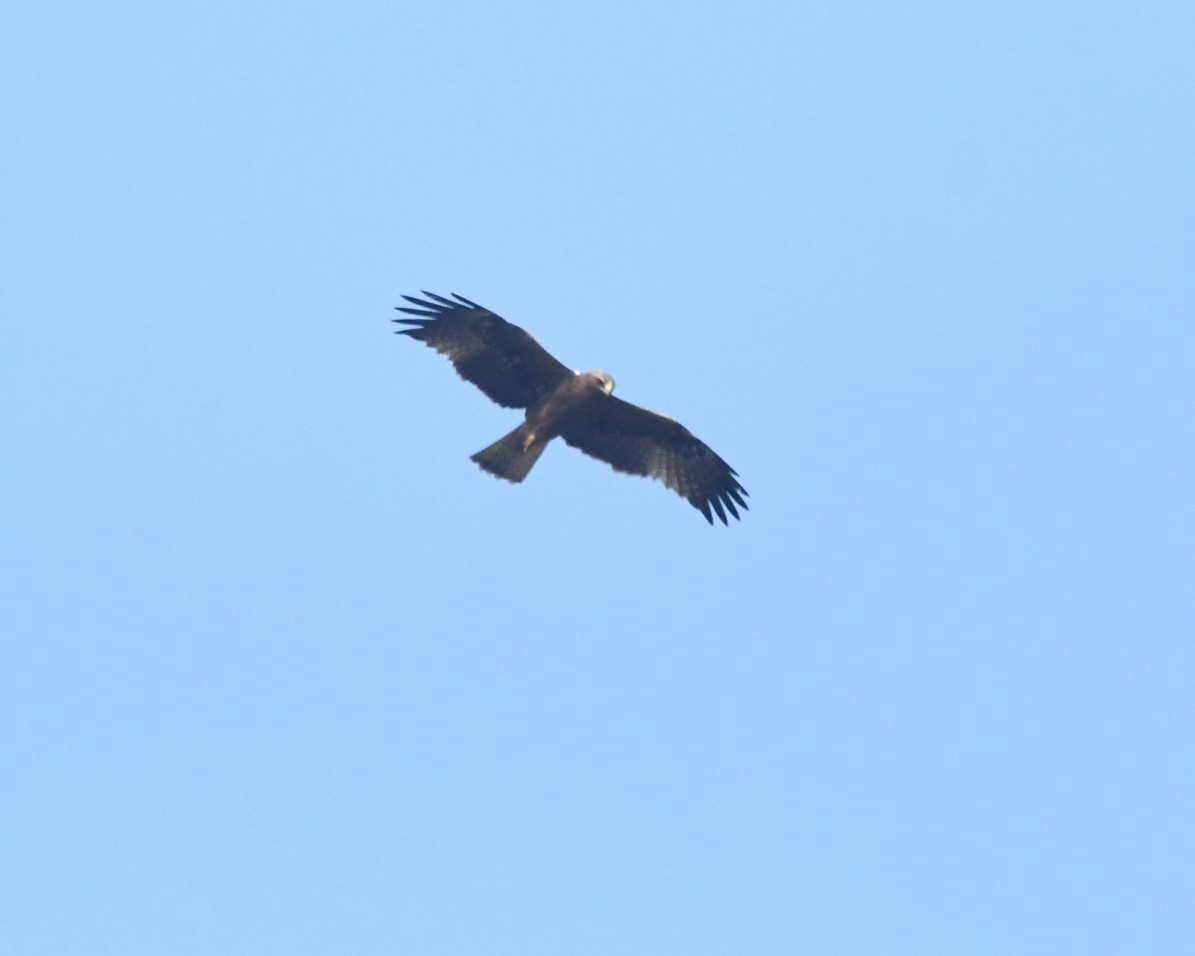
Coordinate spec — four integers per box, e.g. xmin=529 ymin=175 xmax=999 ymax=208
xmin=470 ymin=424 xmax=546 ymax=483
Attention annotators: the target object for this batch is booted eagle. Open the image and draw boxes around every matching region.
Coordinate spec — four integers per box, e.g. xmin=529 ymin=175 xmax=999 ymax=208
xmin=394 ymin=292 xmax=748 ymax=524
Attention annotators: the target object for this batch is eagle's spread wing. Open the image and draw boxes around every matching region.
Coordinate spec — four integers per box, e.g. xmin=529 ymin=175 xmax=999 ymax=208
xmin=394 ymin=292 xmax=572 ymax=409
xmin=560 ymin=395 xmax=748 ymax=524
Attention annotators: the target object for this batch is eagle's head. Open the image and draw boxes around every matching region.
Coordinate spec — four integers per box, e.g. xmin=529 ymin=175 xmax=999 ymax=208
xmin=577 ymin=370 xmax=615 ymax=395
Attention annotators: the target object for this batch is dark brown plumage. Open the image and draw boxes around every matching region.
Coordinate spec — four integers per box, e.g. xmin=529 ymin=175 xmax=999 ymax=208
xmin=393 ymin=291 xmax=748 ymax=524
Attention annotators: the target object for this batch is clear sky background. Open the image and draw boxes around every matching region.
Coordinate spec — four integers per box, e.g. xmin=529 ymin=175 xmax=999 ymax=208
xmin=4 ymin=2 xmax=1193 ymax=953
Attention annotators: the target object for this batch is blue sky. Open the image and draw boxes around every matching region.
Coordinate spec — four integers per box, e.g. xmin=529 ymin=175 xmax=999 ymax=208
xmin=4 ymin=2 xmax=1193 ymax=952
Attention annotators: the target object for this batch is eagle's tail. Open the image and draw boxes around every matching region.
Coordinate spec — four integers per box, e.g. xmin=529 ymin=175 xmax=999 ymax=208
xmin=471 ymin=424 xmax=547 ymax=483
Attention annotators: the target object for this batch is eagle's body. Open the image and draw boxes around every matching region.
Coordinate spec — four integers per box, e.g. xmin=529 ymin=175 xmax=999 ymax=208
xmin=472 ymin=370 xmax=615 ymax=483
xmin=394 ymin=292 xmax=747 ymax=524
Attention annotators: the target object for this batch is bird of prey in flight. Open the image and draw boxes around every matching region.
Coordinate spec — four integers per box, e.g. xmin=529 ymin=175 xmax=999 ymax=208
xmin=394 ymin=292 xmax=748 ymax=524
